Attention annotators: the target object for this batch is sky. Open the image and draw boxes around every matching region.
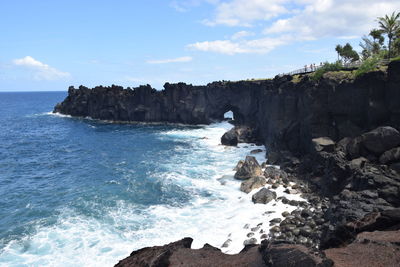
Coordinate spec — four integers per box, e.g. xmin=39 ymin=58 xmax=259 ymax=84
xmin=1 ymin=0 xmax=400 ymax=91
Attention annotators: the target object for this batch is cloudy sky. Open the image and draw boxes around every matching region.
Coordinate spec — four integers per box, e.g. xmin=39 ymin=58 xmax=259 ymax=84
xmin=1 ymin=0 xmax=399 ymax=91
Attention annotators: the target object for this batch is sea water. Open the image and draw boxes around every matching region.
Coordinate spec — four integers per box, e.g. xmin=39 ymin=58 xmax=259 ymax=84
xmin=0 ymin=92 xmax=304 ymax=266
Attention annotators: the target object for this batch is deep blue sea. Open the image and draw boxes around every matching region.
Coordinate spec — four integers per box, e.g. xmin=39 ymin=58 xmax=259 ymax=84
xmin=0 ymin=92 xmax=278 ymax=266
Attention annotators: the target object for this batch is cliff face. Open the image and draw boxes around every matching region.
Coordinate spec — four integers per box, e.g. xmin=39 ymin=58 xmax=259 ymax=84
xmin=54 ymin=61 xmax=400 ymax=154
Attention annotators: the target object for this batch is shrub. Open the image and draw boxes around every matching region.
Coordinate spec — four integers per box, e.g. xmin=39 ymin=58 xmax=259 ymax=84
xmin=354 ymin=57 xmax=380 ymax=77
xmin=311 ymin=61 xmax=343 ymax=81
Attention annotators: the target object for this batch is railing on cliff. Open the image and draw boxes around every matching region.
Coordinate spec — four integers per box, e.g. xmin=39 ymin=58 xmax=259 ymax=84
xmin=279 ymin=59 xmax=391 ymax=77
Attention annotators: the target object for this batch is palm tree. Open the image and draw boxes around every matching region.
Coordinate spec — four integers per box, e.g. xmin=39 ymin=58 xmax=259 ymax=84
xmin=378 ymin=11 xmax=400 ymax=58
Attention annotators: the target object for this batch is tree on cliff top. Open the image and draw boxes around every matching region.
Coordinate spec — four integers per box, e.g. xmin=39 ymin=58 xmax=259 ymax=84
xmin=335 ymin=43 xmax=360 ymax=63
xmin=378 ymin=11 xmax=400 ymax=58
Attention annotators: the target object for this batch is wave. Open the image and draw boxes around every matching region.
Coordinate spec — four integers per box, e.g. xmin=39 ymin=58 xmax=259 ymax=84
xmin=0 ymin=121 xmax=305 ymax=266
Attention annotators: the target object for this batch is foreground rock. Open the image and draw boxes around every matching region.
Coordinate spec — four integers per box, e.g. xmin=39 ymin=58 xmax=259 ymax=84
xmin=115 ymin=238 xmax=266 ymax=267
xmin=234 ymin=156 xmax=262 ymax=180
xmin=115 ymin=238 xmax=333 ymax=267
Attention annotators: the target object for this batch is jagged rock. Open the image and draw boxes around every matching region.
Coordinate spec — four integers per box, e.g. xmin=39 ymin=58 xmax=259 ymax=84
xmin=116 ymin=238 xmax=266 ymax=267
xmin=234 ymin=156 xmax=262 ymax=180
xmin=115 ymin=237 xmax=193 ymax=267
xmin=252 ymin=188 xmax=277 ymax=204
xmin=312 ymin=137 xmax=335 ymax=152
xmin=240 ymin=176 xmax=267 ymax=193
xmin=379 ymin=147 xmax=400 ymax=164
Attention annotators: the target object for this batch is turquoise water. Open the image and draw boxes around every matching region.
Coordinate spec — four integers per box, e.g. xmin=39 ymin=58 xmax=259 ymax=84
xmin=0 ymin=92 xmax=269 ymax=266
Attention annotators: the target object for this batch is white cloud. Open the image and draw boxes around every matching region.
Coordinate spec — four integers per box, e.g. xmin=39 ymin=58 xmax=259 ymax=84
xmin=204 ymin=0 xmax=290 ymax=26
xmin=146 ymin=56 xmax=193 ymax=64
xmin=231 ymin=30 xmax=255 ymax=40
xmin=187 ymin=36 xmax=290 ymax=55
xmin=13 ymin=56 xmax=70 ymax=80
xmin=189 ymin=0 xmax=400 ymax=55
xmin=264 ymin=0 xmax=400 ymax=39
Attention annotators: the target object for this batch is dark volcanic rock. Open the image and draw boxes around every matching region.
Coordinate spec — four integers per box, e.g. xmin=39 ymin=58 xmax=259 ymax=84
xmin=361 ymin=126 xmax=400 ymax=156
xmin=234 ymin=156 xmax=263 ymax=180
xmin=54 ymin=62 xmax=400 ymax=154
xmin=116 ymin=238 xmax=266 ymax=267
xmin=115 ymin=237 xmax=192 ymax=267
xmin=252 ymin=188 xmax=277 ymax=204
xmin=221 ymin=128 xmax=238 ymax=146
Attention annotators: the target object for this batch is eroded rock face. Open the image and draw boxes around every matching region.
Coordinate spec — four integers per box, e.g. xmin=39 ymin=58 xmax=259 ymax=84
xmin=234 ymin=156 xmax=263 ymax=180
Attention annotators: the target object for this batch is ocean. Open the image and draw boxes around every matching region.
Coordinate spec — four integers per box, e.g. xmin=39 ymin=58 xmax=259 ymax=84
xmin=0 ymin=92 xmax=303 ymax=266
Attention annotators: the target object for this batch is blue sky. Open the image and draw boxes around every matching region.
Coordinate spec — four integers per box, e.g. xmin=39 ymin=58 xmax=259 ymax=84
xmin=1 ymin=0 xmax=399 ymax=91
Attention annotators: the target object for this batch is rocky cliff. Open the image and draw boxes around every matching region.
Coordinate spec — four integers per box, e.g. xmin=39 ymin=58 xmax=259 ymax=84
xmin=54 ymin=61 xmax=400 ymax=155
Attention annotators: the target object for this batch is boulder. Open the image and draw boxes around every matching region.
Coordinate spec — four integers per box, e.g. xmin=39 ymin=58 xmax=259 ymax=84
xmin=252 ymin=188 xmax=277 ymax=204
xmin=379 ymin=147 xmax=400 ymax=164
xmin=312 ymin=137 xmax=335 ymax=153
xmin=234 ymin=156 xmax=262 ymax=180
xmin=221 ymin=126 xmax=258 ymax=146
xmin=361 ymin=126 xmax=400 ymax=156
xmin=240 ymin=176 xmax=267 ymax=193
xmin=221 ymin=128 xmax=238 ymax=146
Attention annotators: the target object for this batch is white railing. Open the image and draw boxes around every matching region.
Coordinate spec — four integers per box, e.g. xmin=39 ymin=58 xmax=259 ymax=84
xmin=278 ymin=59 xmax=391 ymax=77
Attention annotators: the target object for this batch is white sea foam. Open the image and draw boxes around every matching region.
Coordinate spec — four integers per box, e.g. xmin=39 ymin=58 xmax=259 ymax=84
xmin=0 ymin=121 xmax=306 ymax=266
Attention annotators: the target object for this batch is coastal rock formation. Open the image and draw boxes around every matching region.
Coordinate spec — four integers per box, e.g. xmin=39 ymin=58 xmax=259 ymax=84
xmin=54 ymin=61 xmax=400 ymax=154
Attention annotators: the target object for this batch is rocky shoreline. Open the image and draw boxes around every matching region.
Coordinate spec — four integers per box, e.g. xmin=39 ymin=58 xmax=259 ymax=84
xmin=54 ymin=61 xmax=400 ymax=266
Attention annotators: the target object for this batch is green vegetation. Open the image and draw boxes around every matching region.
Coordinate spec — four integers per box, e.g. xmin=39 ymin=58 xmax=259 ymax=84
xmin=354 ymin=56 xmax=380 ymax=77
xmin=309 ymin=11 xmax=400 ymax=81
xmin=311 ymin=61 xmax=343 ymax=81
